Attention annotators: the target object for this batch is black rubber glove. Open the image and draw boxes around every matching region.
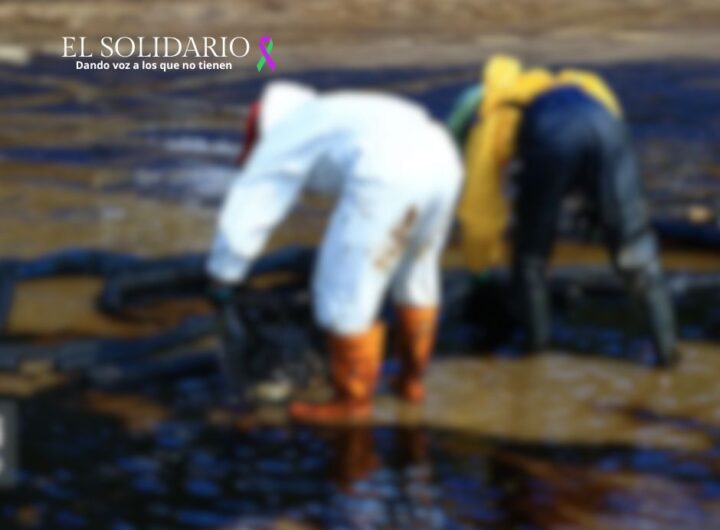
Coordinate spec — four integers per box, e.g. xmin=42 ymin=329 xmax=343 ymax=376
xmin=207 ymin=281 xmax=238 ymax=308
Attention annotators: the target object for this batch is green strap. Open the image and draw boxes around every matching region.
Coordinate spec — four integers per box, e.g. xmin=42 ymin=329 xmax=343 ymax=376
xmin=446 ymin=84 xmax=483 ymax=148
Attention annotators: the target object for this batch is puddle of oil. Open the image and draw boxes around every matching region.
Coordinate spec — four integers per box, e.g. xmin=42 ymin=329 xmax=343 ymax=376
xmin=2 ymin=357 xmax=720 ymax=530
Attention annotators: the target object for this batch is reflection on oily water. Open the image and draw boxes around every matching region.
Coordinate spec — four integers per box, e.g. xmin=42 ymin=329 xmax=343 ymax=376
xmin=0 ymin=400 xmax=18 ymax=488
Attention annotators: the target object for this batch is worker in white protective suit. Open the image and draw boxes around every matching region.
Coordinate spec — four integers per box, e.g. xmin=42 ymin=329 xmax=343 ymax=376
xmin=207 ymin=81 xmax=463 ymax=422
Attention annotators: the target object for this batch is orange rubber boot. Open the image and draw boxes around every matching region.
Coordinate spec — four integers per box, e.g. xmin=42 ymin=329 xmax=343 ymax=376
xmin=289 ymin=323 xmax=384 ymax=423
xmin=394 ymin=306 xmax=438 ymax=402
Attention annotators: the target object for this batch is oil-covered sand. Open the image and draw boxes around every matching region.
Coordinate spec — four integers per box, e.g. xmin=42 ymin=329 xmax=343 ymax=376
xmin=1 ymin=9 xmax=720 ymax=528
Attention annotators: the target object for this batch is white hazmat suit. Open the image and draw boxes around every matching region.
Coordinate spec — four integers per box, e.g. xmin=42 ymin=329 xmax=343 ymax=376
xmin=207 ymin=81 xmax=463 ymax=335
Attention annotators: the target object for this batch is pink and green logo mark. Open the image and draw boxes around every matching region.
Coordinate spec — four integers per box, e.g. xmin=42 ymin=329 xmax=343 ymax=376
xmin=256 ymin=36 xmax=276 ymax=72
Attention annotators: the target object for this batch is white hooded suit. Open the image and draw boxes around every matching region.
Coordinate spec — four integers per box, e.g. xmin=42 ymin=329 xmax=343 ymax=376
xmin=207 ymin=82 xmax=463 ymax=334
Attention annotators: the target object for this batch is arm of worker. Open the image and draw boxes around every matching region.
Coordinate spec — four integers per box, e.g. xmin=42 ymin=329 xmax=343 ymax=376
xmin=206 ymin=156 xmax=308 ymax=285
xmin=457 ymin=107 xmax=517 ymax=272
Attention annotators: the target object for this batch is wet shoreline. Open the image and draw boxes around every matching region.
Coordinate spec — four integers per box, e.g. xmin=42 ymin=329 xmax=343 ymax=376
xmin=0 ymin=55 xmax=719 ymax=529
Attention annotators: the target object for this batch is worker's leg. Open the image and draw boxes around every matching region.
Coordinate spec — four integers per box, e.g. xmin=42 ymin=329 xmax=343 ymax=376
xmin=511 ymin=256 xmax=555 ymax=350
xmin=389 ymin=172 xmax=461 ymax=401
xmin=511 ymin=146 xmax=575 ymax=351
xmin=594 ymin=124 xmax=678 ymax=366
xmin=511 ymin=88 xmax=592 ymax=351
xmin=290 ymin=178 xmax=420 ymax=422
xmin=612 ymin=233 xmax=678 ymax=365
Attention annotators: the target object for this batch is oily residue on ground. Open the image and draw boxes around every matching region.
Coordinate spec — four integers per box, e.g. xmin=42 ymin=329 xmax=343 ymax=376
xmin=3 ymin=351 xmax=720 ymax=530
xmin=0 ymin=57 xmax=719 ymax=257
xmin=0 ymin=53 xmax=719 ymax=529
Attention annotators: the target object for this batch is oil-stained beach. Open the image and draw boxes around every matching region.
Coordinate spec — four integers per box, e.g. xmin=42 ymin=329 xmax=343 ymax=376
xmin=0 ymin=2 xmax=719 ymax=528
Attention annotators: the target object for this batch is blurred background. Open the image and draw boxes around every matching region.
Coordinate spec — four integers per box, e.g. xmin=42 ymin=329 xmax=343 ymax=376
xmin=0 ymin=1 xmax=719 ymax=529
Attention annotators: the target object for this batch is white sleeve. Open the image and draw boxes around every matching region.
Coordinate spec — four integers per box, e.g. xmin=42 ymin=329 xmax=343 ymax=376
xmin=206 ymin=163 xmax=307 ymax=283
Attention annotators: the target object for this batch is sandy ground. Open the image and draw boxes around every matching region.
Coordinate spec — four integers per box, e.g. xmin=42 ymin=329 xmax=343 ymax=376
xmin=0 ymin=0 xmax=720 ymax=68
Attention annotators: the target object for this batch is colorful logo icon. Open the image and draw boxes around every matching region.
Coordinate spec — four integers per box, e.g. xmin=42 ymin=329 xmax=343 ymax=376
xmin=256 ymin=36 xmax=276 ymax=72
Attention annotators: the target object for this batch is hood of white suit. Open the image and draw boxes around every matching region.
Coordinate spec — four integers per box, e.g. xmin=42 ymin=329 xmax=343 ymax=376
xmin=259 ymin=81 xmax=317 ymax=136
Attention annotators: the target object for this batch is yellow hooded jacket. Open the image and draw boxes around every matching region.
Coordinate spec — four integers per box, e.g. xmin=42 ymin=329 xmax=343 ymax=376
xmin=458 ymin=54 xmax=623 ymax=271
